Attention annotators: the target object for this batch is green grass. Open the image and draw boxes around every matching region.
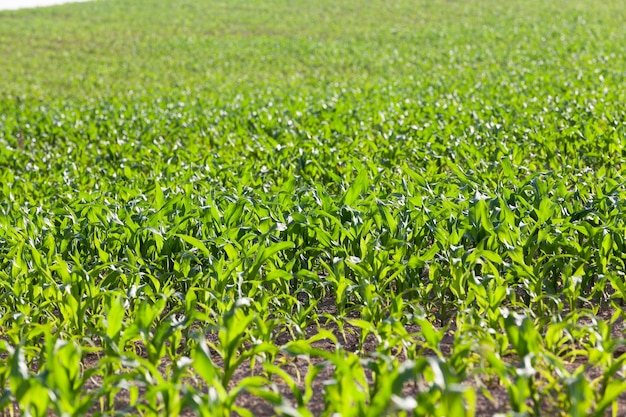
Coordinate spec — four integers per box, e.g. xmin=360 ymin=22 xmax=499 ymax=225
xmin=1 ymin=0 xmax=626 ymax=416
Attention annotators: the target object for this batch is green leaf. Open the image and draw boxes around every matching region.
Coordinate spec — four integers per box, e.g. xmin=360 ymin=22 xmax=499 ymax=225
xmin=344 ymin=169 xmax=369 ymax=207
xmin=248 ymin=241 xmax=295 ymax=279
xmin=176 ymin=233 xmax=211 ymax=257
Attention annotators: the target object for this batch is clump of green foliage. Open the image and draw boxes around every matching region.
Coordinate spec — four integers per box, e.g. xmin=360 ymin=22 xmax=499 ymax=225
xmin=1 ymin=0 xmax=626 ymax=415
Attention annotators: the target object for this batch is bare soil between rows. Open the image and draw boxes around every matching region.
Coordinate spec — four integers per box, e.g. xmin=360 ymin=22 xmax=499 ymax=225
xmin=3 ymin=300 xmax=626 ymax=416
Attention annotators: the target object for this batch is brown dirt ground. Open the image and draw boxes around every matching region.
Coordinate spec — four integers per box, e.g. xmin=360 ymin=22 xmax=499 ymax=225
xmin=3 ymin=301 xmax=626 ymax=416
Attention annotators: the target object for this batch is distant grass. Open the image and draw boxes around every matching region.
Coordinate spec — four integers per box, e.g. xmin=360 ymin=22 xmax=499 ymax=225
xmin=1 ymin=0 xmax=624 ymax=100
xmin=1 ymin=1 xmax=626 ymax=416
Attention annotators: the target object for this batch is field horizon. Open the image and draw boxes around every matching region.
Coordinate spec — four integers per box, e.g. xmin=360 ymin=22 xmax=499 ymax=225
xmin=0 ymin=0 xmax=93 ymax=11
